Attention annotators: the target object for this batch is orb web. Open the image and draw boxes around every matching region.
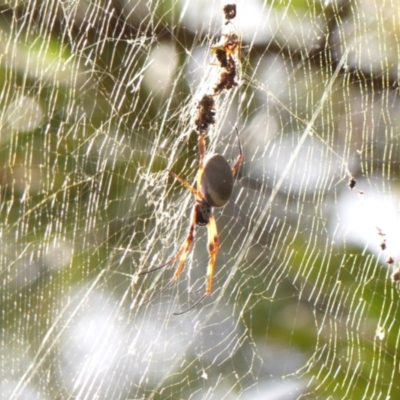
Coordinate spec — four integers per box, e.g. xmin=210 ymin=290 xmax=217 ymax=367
xmin=1 ymin=1 xmax=400 ymax=399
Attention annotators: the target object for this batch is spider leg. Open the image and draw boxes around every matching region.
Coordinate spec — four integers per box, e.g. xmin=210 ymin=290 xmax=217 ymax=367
xmin=140 ymin=131 xmax=208 ymax=310
xmin=139 ymin=278 xmax=176 ymax=306
xmin=169 ymin=171 xmax=203 ymax=200
xmin=173 ymin=293 xmax=208 ymax=315
xmin=168 ymin=129 xmax=206 ymax=199
xmin=231 ymin=127 xmax=243 ymax=178
xmin=138 ymin=253 xmax=181 ymax=275
xmin=205 ymin=214 xmax=219 ymax=295
xmin=167 ymin=130 xmax=206 ymax=198
xmin=139 ymin=168 xmax=206 ymax=277
xmin=139 ymin=205 xmax=197 ymax=305
xmin=165 ymin=130 xmax=206 ymax=283
xmin=170 ymin=219 xmax=196 ymax=281
xmin=173 ymin=214 xmax=219 ymax=315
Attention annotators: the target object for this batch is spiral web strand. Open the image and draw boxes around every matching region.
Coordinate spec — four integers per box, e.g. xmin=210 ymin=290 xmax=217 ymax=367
xmin=1 ymin=1 xmax=400 ymax=399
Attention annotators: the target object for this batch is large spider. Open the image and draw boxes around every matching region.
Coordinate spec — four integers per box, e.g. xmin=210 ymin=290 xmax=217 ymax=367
xmin=140 ymin=128 xmax=243 ymax=314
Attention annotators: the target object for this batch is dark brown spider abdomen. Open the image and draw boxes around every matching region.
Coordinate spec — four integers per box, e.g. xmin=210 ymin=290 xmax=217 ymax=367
xmin=201 ymin=154 xmax=234 ymax=208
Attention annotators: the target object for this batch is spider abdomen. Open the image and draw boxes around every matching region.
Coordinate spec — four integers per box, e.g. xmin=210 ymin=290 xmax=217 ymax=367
xmin=201 ymin=154 xmax=234 ymax=208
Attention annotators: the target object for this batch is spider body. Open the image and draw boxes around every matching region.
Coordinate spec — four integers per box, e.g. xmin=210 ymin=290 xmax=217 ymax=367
xmin=140 ymin=129 xmax=243 ymax=314
xmin=201 ymin=154 xmax=234 ymax=208
xmin=195 ymin=154 xmax=233 ymax=227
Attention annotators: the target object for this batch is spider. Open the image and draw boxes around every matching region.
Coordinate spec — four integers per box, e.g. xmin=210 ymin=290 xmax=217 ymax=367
xmin=140 ymin=128 xmax=243 ymax=315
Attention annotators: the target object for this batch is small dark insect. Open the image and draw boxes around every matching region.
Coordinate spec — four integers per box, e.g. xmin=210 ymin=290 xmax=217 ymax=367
xmin=195 ymin=95 xmax=216 ymax=131
xmin=348 ymin=177 xmax=356 ymax=190
xmin=223 ymin=32 xmax=240 ymax=56
xmin=376 ymin=227 xmax=385 ymax=237
xmin=212 ymin=32 xmax=240 ymax=59
xmin=391 ymin=268 xmax=400 ymax=285
xmin=213 ymin=54 xmax=238 ymax=94
xmin=140 ymin=128 xmax=243 ymax=315
xmin=214 ymin=48 xmax=229 ymax=69
xmin=376 ymin=227 xmax=387 ymax=250
xmin=386 ymin=256 xmax=394 ymax=265
xmin=210 ymin=8 xmax=241 ymax=95
xmin=223 ymin=4 xmax=236 ymax=21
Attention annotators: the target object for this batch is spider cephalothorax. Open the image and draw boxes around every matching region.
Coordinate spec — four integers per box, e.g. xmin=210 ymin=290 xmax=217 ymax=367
xmin=196 ymin=200 xmax=212 ymax=226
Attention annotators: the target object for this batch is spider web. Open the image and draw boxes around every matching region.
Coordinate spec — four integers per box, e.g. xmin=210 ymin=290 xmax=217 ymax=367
xmin=1 ymin=0 xmax=400 ymax=399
